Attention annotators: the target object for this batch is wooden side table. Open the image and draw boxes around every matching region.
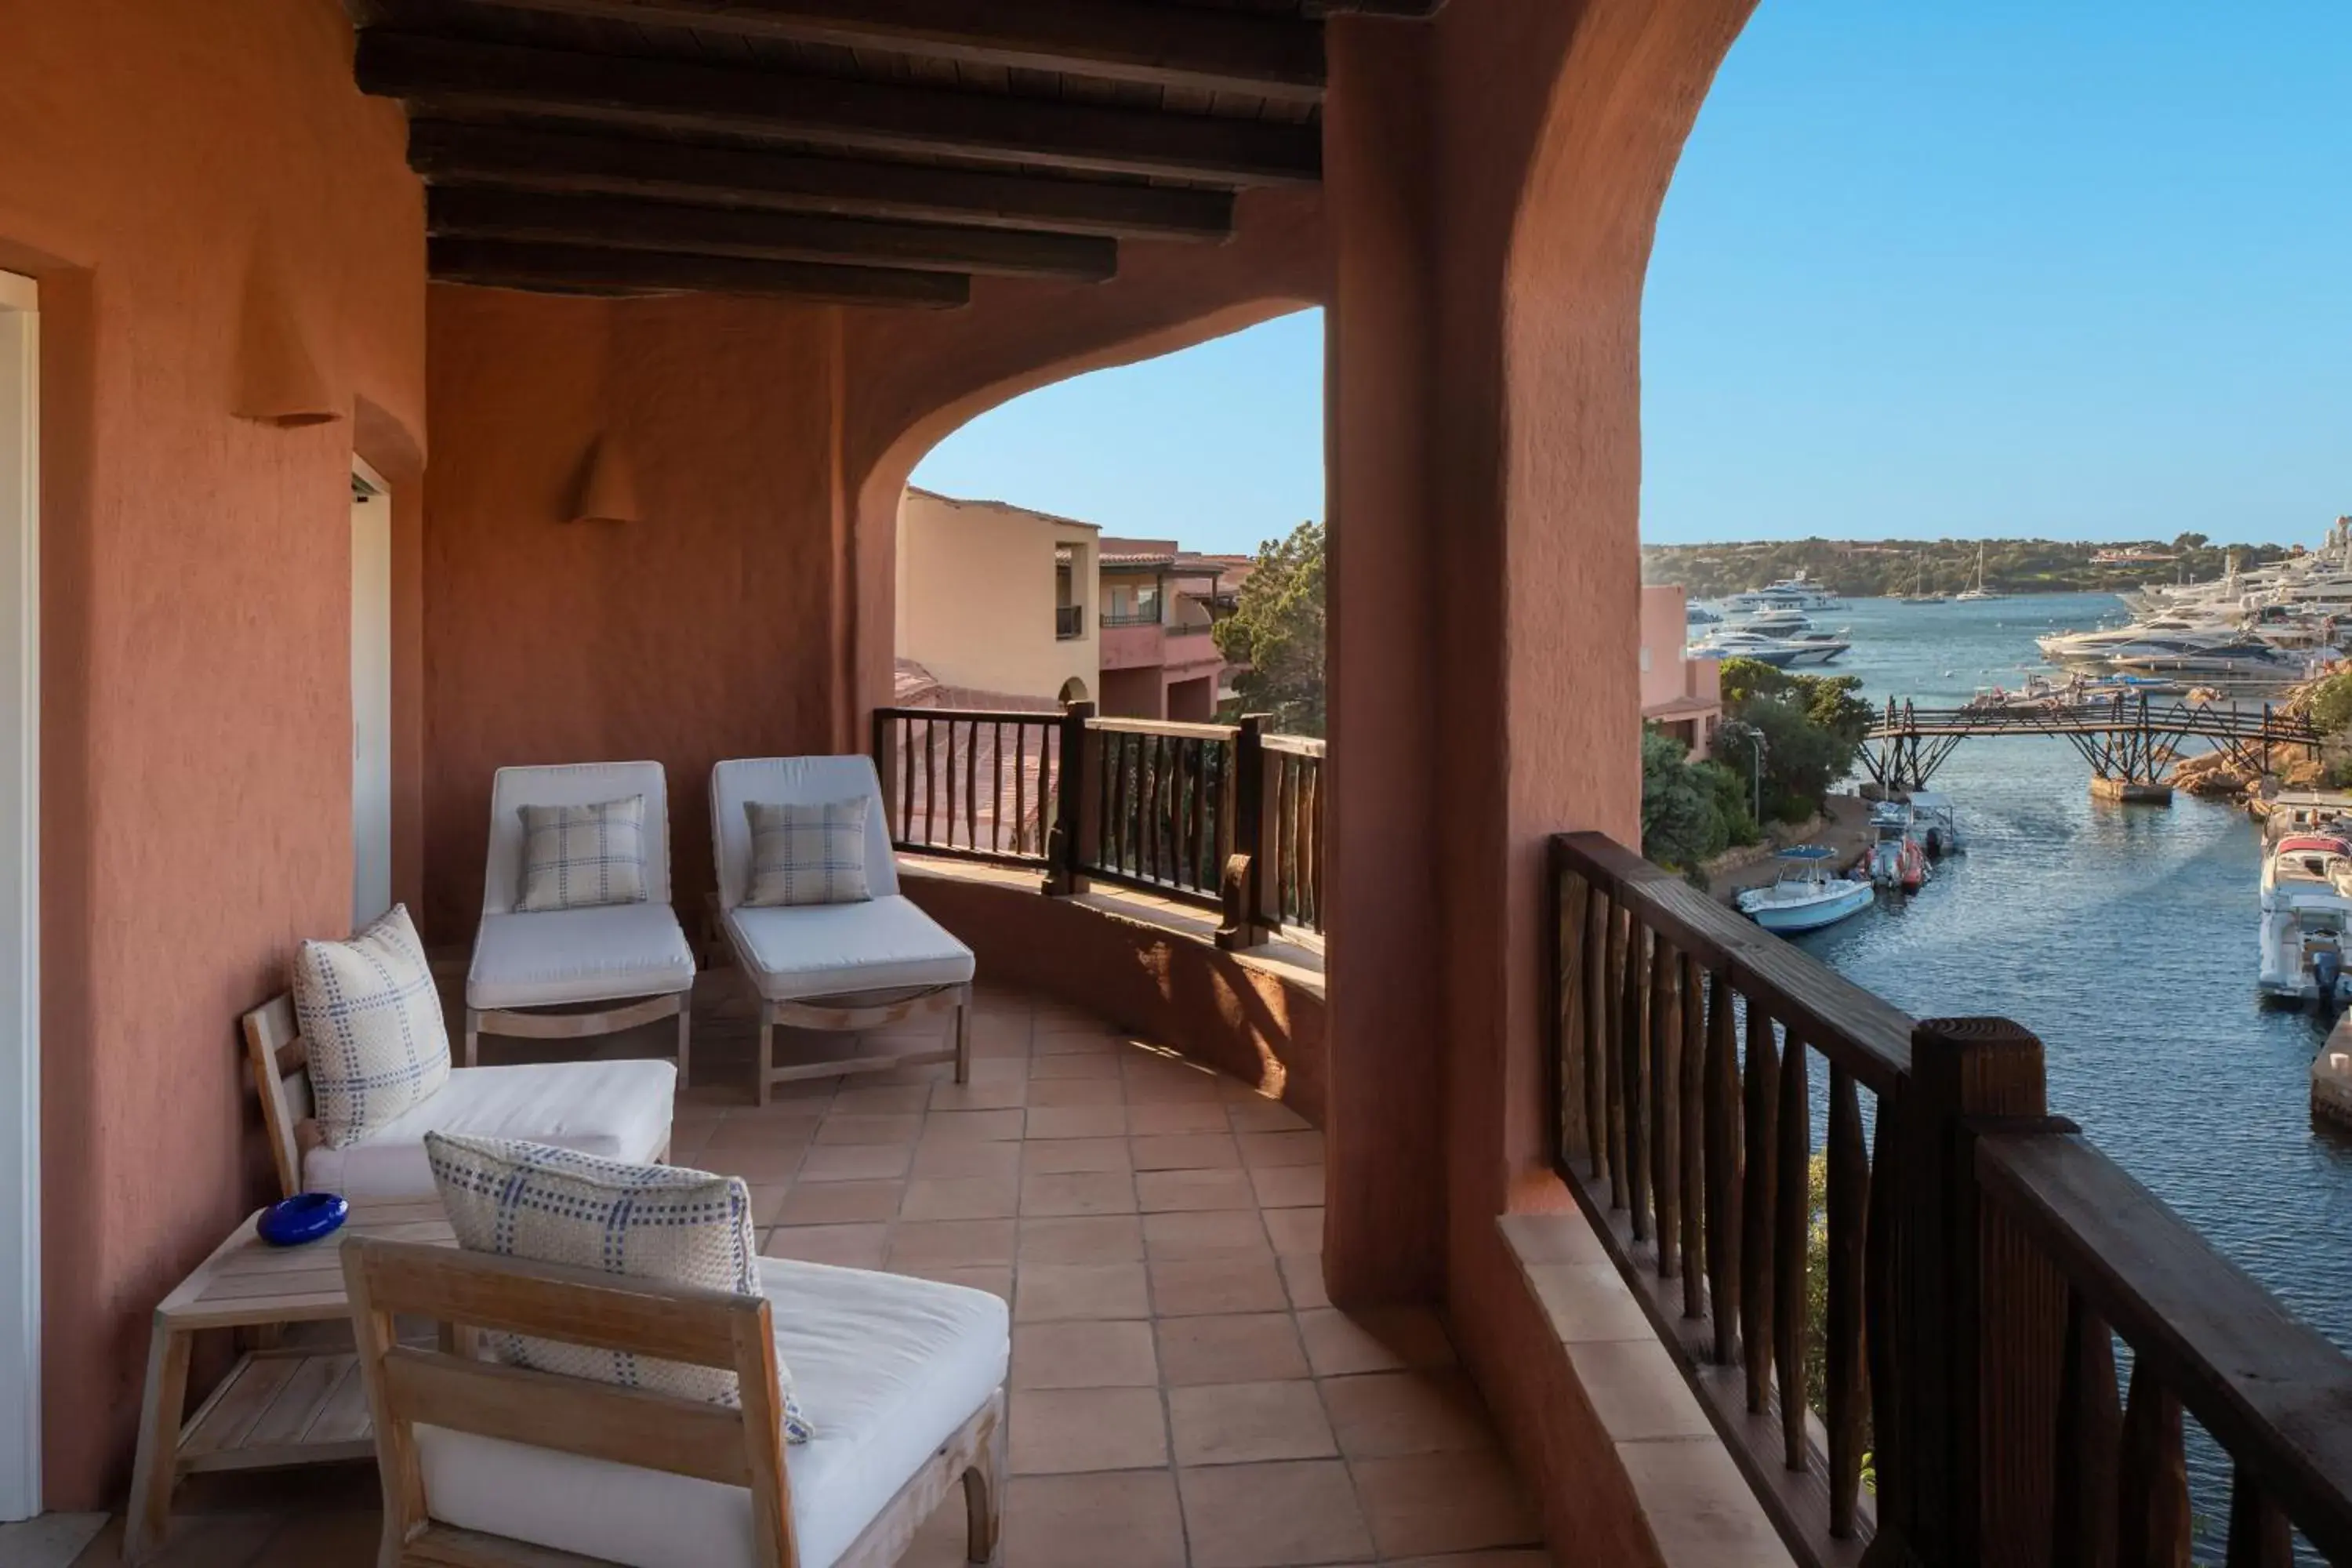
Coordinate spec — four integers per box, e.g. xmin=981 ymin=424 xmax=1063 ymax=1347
xmin=123 ymin=1198 xmax=452 ymax=1563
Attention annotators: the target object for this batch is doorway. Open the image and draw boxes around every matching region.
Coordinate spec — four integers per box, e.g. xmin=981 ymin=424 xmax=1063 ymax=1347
xmin=0 ymin=268 xmax=40 ymax=1522
xmin=350 ymin=458 xmax=391 ymax=930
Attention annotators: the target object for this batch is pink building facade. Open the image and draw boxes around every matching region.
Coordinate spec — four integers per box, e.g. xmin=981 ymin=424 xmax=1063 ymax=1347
xmin=1639 ymin=583 xmax=1722 ymax=754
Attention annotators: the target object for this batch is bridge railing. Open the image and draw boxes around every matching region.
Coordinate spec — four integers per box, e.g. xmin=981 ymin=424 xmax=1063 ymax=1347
xmin=1551 ymin=829 xmax=2352 ymax=1566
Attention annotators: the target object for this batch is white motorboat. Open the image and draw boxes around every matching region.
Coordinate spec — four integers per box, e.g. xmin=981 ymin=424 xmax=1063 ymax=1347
xmin=2260 ymin=833 xmax=2352 ymax=912
xmin=1686 ymin=603 xmax=1722 ymax=626
xmin=2257 ymin=833 xmax=2352 ymax=1005
xmin=1692 ymin=629 xmax=1851 ymax=668
xmin=2109 ymin=639 xmax=2321 ymax=682
xmin=1731 ymin=605 xmax=1813 ymax=633
xmin=1903 ymin=790 xmax=1964 ymax=857
xmin=1722 ymin=572 xmax=1843 ymax=613
xmin=1737 ymin=848 xmax=1875 ymax=934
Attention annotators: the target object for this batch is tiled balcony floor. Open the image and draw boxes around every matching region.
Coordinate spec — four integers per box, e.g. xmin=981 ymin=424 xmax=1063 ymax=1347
xmin=67 ymin=979 xmax=1548 ymax=1568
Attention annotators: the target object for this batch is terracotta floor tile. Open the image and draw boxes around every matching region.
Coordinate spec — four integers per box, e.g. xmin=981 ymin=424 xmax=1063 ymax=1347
xmin=1011 ymin=1319 xmax=1160 ymax=1389
xmin=829 ymin=1084 xmax=932 ymax=1115
xmin=1298 ymin=1307 xmax=1457 ymax=1377
xmin=1024 ymin=1105 xmax=1129 ymax=1140
xmin=797 ymin=1143 xmax=913 ymax=1182
xmin=922 ymin=1108 xmax=1028 ymax=1142
xmin=1169 ymin=1380 xmax=1337 ymax=1466
xmin=889 ymin=1218 xmax=1016 ymax=1269
xmin=772 ymin=1179 xmax=903 ymax=1226
xmin=762 ymin=1222 xmax=890 ymax=1269
xmin=1178 ymin=1458 xmax=1374 ymax=1568
xmin=1027 ymin=1076 xmax=1126 ymax=1107
xmin=909 ymin=1139 xmax=1023 ymax=1181
xmin=1349 ymin=1450 xmax=1541 ymax=1559
xmin=1020 ymin=1171 xmax=1138 ymax=1217
xmin=1022 ymin=1137 xmax=1133 ymax=1174
xmin=1018 ymin=1214 xmax=1145 ymax=1265
xmin=1156 ymin=1312 xmax=1311 ymax=1386
xmin=899 ymin=1174 xmax=1020 ymax=1221
xmin=1248 ymin=1165 xmax=1326 ymax=1209
xmin=1130 ymin=1133 xmax=1243 ymax=1171
xmin=1125 ymin=1100 xmax=1232 ymax=1135
xmin=1026 ymin=1051 xmax=1123 ymax=1080
xmin=1032 ymin=1029 xmax=1121 ymax=1056
xmin=1122 ymin=1070 xmax=1226 ymax=1105
xmin=1320 ymin=1370 xmax=1497 ymax=1458
xmin=1238 ymin=1131 xmax=1326 ymax=1169
xmin=1383 ymin=1552 xmax=1555 ymax=1567
xmin=927 ymin=1076 xmax=1029 ymax=1112
xmin=889 ymin=1261 xmax=1012 ymax=1301
xmin=1151 ymin=1253 xmax=1290 ymax=1317
xmin=1014 ymin=1261 xmax=1151 ymax=1322
xmin=1280 ymin=1254 xmax=1331 ymax=1311
xmin=699 ymin=1112 xmax=823 ymax=1149
xmin=1002 ymin=1471 xmax=1187 ymax=1568
xmin=1009 ymin=1387 xmax=1169 ymax=1474
xmin=1264 ymin=1206 xmax=1326 ymax=1256
xmin=1143 ymin=1210 xmax=1272 ymax=1259
xmin=743 ymin=1181 xmax=794 ymax=1226
xmin=696 ymin=1143 xmax=808 ymax=1183
xmin=812 ymin=1112 xmax=920 ymax=1146
xmin=1226 ymin=1098 xmax=1313 ymax=1134
xmin=1138 ymin=1167 xmax=1257 ymax=1213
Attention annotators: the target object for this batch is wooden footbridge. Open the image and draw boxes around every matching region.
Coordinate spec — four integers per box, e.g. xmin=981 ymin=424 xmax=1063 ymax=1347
xmin=1857 ymin=693 xmax=2323 ymax=797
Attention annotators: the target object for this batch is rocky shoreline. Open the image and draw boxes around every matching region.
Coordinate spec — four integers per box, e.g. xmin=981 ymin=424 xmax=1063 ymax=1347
xmin=1703 ymin=793 xmax=1874 ymax=903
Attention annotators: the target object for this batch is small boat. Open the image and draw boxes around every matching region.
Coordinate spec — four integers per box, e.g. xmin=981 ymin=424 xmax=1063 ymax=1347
xmin=1737 ymin=848 xmax=1875 ymax=934
xmin=1686 ymin=603 xmax=1722 ymax=627
xmin=2257 ymin=834 xmax=2352 ymax=1006
xmin=1900 ymin=555 xmax=1949 ymax=605
xmin=1955 ymin=543 xmax=2004 ymax=601
xmin=1865 ymin=803 xmax=1930 ymax=891
xmin=1903 ymin=790 xmax=1964 ymax=857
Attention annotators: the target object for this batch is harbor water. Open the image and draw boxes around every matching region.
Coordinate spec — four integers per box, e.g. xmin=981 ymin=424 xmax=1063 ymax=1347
xmin=1765 ymin=593 xmax=2350 ymax=1552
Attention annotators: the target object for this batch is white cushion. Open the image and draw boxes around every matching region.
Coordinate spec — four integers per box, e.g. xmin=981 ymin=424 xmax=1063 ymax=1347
xmin=724 ymin=896 xmax=974 ymax=1003
xmin=292 ymin=905 xmax=451 ymax=1149
xmin=301 ymin=1059 xmax=676 ymax=1201
xmin=745 ymin=797 xmax=873 ymax=908
xmin=485 ymin=762 xmax=675 ymax=914
xmin=710 ymin=757 xmax=899 ymax=909
xmin=517 ymin=795 xmax=650 ymax=912
xmin=424 ymin=1135 xmax=804 ymax=1430
xmin=414 ymin=1258 xmax=1008 ymax=1568
xmin=467 ymin=903 xmax=695 ymax=1011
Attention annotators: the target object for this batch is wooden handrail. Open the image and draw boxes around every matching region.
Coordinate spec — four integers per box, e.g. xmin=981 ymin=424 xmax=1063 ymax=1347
xmin=1084 ymin=715 xmax=1236 ymax=739
xmin=1261 ymin=733 xmax=1325 ymax=757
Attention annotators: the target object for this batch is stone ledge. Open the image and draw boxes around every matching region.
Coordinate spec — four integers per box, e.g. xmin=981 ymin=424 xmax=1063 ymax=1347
xmin=1497 ymin=1210 xmax=1795 ymax=1568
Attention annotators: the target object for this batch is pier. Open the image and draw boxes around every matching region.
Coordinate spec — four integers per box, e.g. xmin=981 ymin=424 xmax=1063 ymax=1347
xmin=1857 ymin=692 xmax=2322 ymax=800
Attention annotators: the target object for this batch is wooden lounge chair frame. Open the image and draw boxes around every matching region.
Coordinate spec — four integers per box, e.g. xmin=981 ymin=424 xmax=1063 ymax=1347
xmin=742 ymin=977 xmax=972 ymax=1109
xmin=342 ymin=1236 xmax=1007 ymax=1568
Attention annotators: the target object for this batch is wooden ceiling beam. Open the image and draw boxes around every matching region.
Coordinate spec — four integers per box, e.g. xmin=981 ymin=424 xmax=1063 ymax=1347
xmin=427 ymin=0 xmax=1327 ymax=104
xmin=356 ymin=31 xmax=1322 ymax=185
xmin=427 ymin=186 xmax=1118 ymax=279
xmin=406 ymin=122 xmax=1236 ymax=241
xmin=428 ymin=236 xmax=971 ymax=305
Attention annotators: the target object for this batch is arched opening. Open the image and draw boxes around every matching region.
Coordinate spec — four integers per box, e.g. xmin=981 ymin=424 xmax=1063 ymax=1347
xmin=1057 ymin=677 xmax=1090 ymax=707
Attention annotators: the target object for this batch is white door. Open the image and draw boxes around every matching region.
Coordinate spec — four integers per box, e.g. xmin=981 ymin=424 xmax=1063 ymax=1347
xmin=0 ymin=269 xmax=41 ymax=1522
xmin=350 ymin=459 xmax=392 ymax=929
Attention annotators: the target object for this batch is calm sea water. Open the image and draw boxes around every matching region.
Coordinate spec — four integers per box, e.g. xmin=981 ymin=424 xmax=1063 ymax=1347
xmin=1751 ymin=593 xmax=2350 ymax=1551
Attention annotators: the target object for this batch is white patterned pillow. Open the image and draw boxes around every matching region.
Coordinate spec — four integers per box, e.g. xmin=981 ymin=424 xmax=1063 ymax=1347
xmin=517 ymin=795 xmax=648 ymax=912
xmin=292 ymin=904 xmax=450 ymax=1150
xmin=744 ymin=797 xmax=872 ymax=907
xmin=423 ymin=1133 xmax=811 ymax=1442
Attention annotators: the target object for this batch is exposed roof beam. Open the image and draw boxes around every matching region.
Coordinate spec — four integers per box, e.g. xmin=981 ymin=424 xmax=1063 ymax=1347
xmin=407 ymin=122 xmax=1236 ymax=241
xmin=430 ymin=0 xmax=1326 ymax=104
xmin=429 ymin=236 xmax=971 ymax=304
xmin=427 ymin=185 xmax=1117 ymax=279
xmin=356 ymin=31 xmax=1322 ymax=184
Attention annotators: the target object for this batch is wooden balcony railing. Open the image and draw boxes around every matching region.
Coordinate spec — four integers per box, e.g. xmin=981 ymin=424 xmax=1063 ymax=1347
xmin=873 ymin=704 xmax=1326 ymax=941
xmin=1550 ymin=830 xmax=2352 ymax=1568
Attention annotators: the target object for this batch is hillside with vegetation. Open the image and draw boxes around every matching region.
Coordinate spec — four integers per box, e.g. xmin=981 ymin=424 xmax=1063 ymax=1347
xmin=1643 ymin=534 xmax=2297 ymax=599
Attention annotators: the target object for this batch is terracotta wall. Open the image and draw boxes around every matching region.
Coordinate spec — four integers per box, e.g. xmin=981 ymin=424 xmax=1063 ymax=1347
xmin=0 ymin=0 xmax=426 ymax=1505
xmin=419 ymin=289 xmax=851 ymax=938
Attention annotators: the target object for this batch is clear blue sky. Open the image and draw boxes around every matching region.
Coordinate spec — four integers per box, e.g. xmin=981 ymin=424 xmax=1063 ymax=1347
xmin=915 ymin=2 xmax=2352 ymax=554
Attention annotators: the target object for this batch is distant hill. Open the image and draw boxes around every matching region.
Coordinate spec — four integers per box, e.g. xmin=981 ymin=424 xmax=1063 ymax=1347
xmin=1642 ymin=535 xmax=2300 ymax=599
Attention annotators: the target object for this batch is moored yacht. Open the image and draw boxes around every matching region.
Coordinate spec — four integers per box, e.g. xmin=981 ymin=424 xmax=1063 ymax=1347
xmin=2257 ymin=833 xmax=2352 ymax=1006
xmin=1691 ymin=627 xmax=1851 ymax=668
xmin=1737 ymin=848 xmax=1875 ymax=934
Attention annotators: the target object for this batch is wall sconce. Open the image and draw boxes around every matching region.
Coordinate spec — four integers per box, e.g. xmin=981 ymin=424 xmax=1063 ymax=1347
xmin=570 ymin=434 xmax=639 ymax=524
xmin=232 ymin=243 xmax=338 ymax=427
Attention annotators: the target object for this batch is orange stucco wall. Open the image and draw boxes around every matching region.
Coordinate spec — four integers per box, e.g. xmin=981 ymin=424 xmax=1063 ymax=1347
xmin=0 ymin=0 xmax=426 ymax=1504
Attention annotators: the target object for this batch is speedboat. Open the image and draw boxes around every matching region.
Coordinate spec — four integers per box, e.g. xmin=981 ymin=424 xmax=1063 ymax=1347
xmin=2260 ymin=833 xmax=2352 ymax=912
xmin=2110 ymin=640 xmax=2318 ymax=682
xmin=1865 ymin=803 xmax=1929 ymax=891
xmin=1903 ymin=791 xmax=1963 ymax=857
xmin=2258 ymin=889 xmax=2352 ymax=1006
xmin=1692 ymin=629 xmax=1850 ymax=668
xmin=1686 ymin=603 xmax=1722 ymax=627
xmin=1737 ymin=848 xmax=1875 ymax=934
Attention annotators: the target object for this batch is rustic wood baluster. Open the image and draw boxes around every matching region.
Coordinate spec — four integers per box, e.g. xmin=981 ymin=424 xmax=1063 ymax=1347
xmin=1310 ymin=758 xmax=1324 ymax=926
xmin=901 ymin=719 xmax=916 ymax=845
xmin=1014 ymin=725 xmax=1031 ymax=855
xmin=1741 ymin=1004 xmax=1778 ymax=1412
xmin=1584 ymin=889 xmax=1612 ymax=1190
xmin=1110 ymin=735 xmax=1130 ymax=874
xmin=1156 ymin=735 xmax=1173 ymax=881
xmin=1703 ymin=969 xmax=1740 ymax=1361
xmin=1622 ymin=921 xmax=1651 ymax=1242
xmin=1602 ymin=903 xmax=1628 ymax=1207
xmin=991 ymin=721 xmax=1005 ymax=853
xmin=1192 ymin=740 xmax=1211 ymax=890
xmin=1036 ymin=724 xmax=1054 ymax=860
xmin=1285 ymin=755 xmax=1303 ymax=919
xmin=1774 ymin=1030 xmax=1809 ymax=1469
xmin=2223 ymin=1461 xmax=2293 ymax=1568
xmin=965 ymin=720 xmax=979 ymax=848
xmin=1865 ymin=1105 xmax=1902 ymax=1534
xmin=1555 ymin=870 xmax=1588 ymax=1166
xmin=1826 ymin=1065 xmax=1867 ymax=1534
xmin=1650 ymin=938 xmax=1679 ymax=1277
xmin=2116 ymin=1360 xmax=2189 ymax=1567
xmin=1679 ymin=950 xmax=1705 ymax=1319
xmin=923 ymin=718 xmax=938 ymax=846
xmin=2052 ymin=1288 xmax=2121 ymax=1568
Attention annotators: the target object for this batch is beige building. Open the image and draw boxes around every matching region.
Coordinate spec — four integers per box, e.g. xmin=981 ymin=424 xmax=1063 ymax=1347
xmin=895 ymin=488 xmax=1099 ymax=706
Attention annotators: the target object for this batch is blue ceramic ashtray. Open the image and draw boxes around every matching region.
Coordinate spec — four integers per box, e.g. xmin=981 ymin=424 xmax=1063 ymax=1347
xmin=258 ymin=1192 xmax=350 ymax=1248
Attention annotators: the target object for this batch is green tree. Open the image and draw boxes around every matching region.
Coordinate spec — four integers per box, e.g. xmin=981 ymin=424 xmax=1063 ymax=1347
xmin=1712 ymin=659 xmax=1871 ymax=822
xmin=1214 ymin=520 xmax=1325 ymax=735
xmin=1641 ymin=727 xmax=1761 ymax=879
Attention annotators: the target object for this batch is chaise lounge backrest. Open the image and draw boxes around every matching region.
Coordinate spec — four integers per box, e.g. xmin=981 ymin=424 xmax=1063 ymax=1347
xmin=710 ymin=757 xmax=898 ymax=913
xmin=242 ymin=995 xmax=315 ymax=1201
xmin=483 ymin=760 xmax=675 ymax=916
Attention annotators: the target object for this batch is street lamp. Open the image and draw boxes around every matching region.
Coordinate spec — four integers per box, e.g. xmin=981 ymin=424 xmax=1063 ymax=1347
xmin=1721 ymin=720 xmax=1768 ymax=824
